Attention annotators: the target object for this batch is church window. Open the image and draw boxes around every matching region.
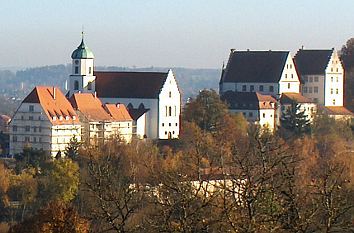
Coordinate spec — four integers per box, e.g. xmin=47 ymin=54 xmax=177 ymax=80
xmin=75 ymin=66 xmax=79 ymax=74
xmin=291 ymin=74 xmax=293 ymax=79
xmin=169 ymin=91 xmax=172 ymax=98
xmin=74 ymin=81 xmax=79 ymax=90
xmin=87 ymin=82 xmax=92 ymax=90
xmin=168 ymin=106 xmax=172 ymax=116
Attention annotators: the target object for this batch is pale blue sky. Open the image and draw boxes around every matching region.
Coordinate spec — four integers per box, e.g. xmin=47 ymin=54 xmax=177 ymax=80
xmin=1 ymin=0 xmax=354 ymax=68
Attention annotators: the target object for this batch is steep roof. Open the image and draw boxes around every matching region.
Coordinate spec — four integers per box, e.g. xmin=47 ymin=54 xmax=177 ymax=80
xmin=280 ymin=93 xmax=315 ymax=104
xmin=104 ymin=104 xmax=133 ymax=121
xmin=221 ymin=91 xmax=276 ymax=110
xmin=294 ymin=49 xmax=333 ymax=75
xmin=221 ymin=50 xmax=289 ymax=83
xmin=69 ymin=93 xmax=112 ymax=121
xmin=94 ymin=71 xmax=168 ymax=99
xmin=23 ymin=86 xmax=80 ymax=125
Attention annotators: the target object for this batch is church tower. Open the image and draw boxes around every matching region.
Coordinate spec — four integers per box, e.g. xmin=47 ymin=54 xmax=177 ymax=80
xmin=68 ymin=33 xmax=96 ymax=97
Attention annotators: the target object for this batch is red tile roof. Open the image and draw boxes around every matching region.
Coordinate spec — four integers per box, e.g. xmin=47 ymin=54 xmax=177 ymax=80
xmin=23 ymin=86 xmax=80 ymax=125
xmin=280 ymin=92 xmax=314 ymax=104
xmin=104 ymin=104 xmax=132 ymax=121
xmin=69 ymin=93 xmax=112 ymax=121
xmin=94 ymin=71 xmax=168 ymax=99
xmin=323 ymin=106 xmax=354 ymax=116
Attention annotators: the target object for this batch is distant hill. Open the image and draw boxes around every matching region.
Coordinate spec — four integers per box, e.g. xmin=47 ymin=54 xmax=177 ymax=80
xmin=0 ymin=65 xmax=220 ymax=114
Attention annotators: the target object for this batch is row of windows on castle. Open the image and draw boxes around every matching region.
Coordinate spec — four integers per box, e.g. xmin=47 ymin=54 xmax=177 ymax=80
xmin=303 ymin=76 xmax=341 ymax=82
xmin=240 ymin=84 xmax=294 ymax=92
xmin=303 ymin=87 xmax=340 ymax=94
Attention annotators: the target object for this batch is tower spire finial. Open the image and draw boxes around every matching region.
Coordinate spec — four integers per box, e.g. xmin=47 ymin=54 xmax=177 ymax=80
xmin=81 ymin=25 xmax=84 ymax=40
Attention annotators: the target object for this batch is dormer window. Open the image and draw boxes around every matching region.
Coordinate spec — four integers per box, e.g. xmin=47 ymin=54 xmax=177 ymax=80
xmin=72 ymin=116 xmax=76 ymax=120
xmin=52 ymin=116 xmax=57 ymax=121
xmin=66 ymin=116 xmax=69 ymax=120
xmin=59 ymin=116 xmax=63 ymax=121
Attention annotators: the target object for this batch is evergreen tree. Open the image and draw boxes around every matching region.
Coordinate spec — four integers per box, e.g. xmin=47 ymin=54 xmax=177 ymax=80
xmin=280 ymin=100 xmax=311 ymax=136
xmin=64 ymin=136 xmax=80 ymax=160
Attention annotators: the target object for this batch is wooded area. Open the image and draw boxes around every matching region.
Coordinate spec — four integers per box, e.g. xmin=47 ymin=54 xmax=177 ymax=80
xmin=1 ymin=89 xmax=354 ymax=232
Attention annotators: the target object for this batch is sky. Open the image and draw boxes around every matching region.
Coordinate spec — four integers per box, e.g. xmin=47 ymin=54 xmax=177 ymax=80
xmin=1 ymin=0 xmax=354 ymax=69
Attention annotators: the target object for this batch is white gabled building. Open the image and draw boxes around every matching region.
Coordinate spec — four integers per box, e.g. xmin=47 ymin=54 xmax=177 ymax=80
xmin=221 ymin=91 xmax=277 ymax=131
xmin=220 ymin=50 xmax=301 ymax=97
xmin=9 ymin=86 xmax=81 ymax=157
xmin=294 ymin=48 xmax=344 ymax=106
xmin=67 ymin=37 xmax=181 ymax=140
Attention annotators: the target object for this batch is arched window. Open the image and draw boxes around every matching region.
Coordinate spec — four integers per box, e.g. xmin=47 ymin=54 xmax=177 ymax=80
xmin=74 ymin=81 xmax=79 ymax=90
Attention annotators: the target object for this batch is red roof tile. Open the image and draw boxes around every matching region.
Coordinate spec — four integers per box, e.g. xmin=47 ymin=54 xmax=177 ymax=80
xmin=280 ymin=92 xmax=314 ymax=104
xmin=104 ymin=103 xmax=132 ymax=121
xmin=69 ymin=93 xmax=112 ymax=121
xmin=23 ymin=86 xmax=80 ymax=125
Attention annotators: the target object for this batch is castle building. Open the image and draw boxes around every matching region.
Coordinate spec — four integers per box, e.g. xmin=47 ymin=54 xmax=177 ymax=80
xmin=220 ymin=50 xmax=301 ymax=97
xmin=9 ymin=86 xmax=81 ymax=157
xmin=294 ymin=48 xmax=344 ymax=106
xmin=221 ymin=91 xmax=277 ymax=131
xmin=67 ymin=37 xmax=181 ymax=139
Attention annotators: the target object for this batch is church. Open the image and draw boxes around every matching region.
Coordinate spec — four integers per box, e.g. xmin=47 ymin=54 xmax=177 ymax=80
xmin=9 ymin=35 xmax=181 ymax=157
xmin=67 ymin=36 xmax=181 ymax=140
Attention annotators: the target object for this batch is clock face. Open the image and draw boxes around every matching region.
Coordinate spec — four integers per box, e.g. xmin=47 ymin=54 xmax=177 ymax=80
xmin=75 ymin=60 xmax=79 ymax=65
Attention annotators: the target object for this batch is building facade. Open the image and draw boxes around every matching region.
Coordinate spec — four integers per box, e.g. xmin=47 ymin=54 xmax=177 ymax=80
xmin=9 ymin=87 xmax=81 ymax=157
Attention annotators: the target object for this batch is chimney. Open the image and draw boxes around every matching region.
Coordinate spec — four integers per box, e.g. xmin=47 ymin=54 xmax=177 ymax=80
xmin=53 ymin=87 xmax=56 ymax=100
